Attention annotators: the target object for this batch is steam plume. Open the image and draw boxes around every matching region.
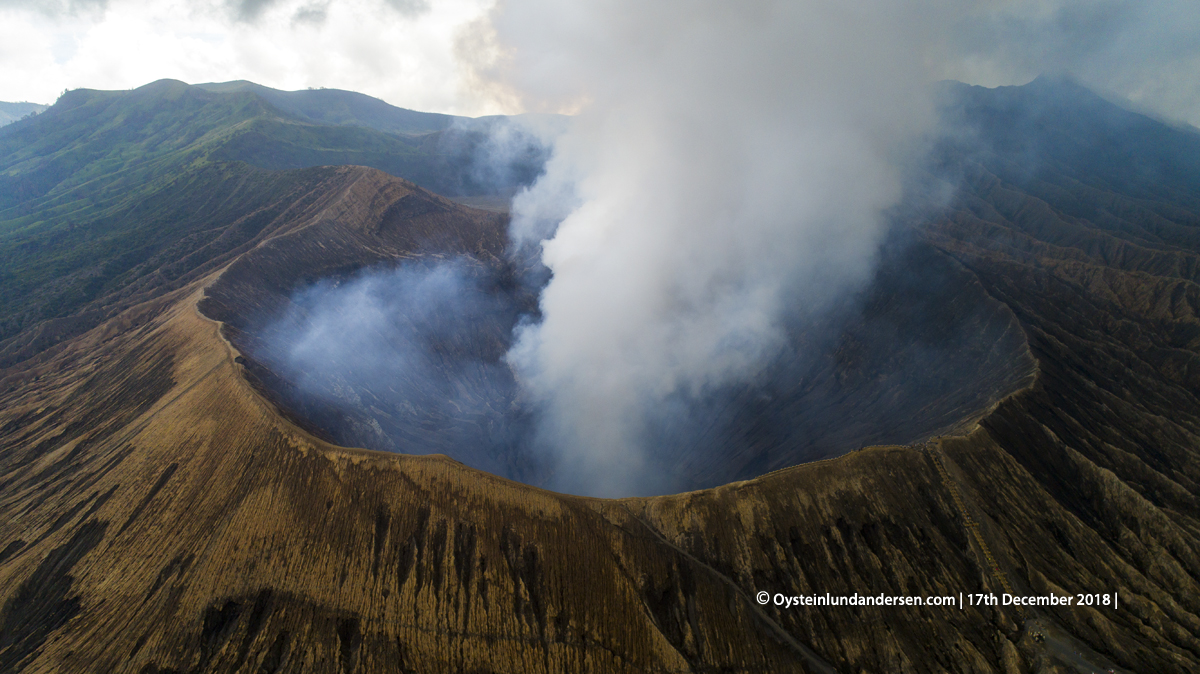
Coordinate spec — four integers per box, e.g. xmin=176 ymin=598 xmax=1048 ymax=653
xmin=258 ymin=259 xmax=541 ymax=481
xmin=474 ymin=1 xmax=945 ymax=495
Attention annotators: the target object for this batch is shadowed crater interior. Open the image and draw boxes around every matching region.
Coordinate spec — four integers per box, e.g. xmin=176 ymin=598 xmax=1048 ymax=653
xmin=237 ymin=254 xmax=1034 ymax=493
xmin=201 ymin=188 xmax=1035 ymax=495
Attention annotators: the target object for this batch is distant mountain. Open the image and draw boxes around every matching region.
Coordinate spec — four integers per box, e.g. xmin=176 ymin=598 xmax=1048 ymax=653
xmin=0 ymin=79 xmax=548 ymax=365
xmin=0 ymin=101 xmax=47 ymax=127
xmin=194 ymin=81 xmax=562 ymax=191
xmin=0 ymin=79 xmax=545 ymax=202
xmin=938 ymin=75 xmax=1200 ymax=206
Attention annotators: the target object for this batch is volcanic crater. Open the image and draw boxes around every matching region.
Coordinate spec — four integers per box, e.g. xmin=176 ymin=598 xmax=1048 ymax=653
xmin=202 ymin=171 xmax=1036 ymax=495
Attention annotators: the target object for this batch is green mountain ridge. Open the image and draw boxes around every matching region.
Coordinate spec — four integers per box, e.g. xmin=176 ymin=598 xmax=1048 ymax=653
xmin=0 ymin=79 xmax=545 ymax=364
xmin=194 ymin=80 xmax=460 ymax=136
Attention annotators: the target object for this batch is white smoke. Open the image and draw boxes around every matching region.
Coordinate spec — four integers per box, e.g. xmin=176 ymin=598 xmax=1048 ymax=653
xmin=466 ymin=1 xmax=948 ymax=495
xmin=453 ymin=0 xmax=1200 ymax=496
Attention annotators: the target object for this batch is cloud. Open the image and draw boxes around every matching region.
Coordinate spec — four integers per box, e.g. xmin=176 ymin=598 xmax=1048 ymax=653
xmin=0 ymin=0 xmax=496 ymax=114
xmin=236 ymin=0 xmax=429 ymax=25
xmin=475 ymin=0 xmax=943 ymax=496
xmin=290 ymin=2 xmax=328 ymax=25
xmin=383 ymin=0 xmax=429 ymax=18
xmin=229 ymin=0 xmax=278 ymax=22
xmin=0 ymin=0 xmax=108 ymax=17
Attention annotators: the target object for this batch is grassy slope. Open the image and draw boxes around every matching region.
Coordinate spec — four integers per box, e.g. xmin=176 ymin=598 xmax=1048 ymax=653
xmin=194 ymin=80 xmax=458 ymax=136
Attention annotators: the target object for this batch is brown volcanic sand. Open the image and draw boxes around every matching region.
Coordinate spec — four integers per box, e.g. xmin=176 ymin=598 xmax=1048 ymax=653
xmin=0 ymin=166 xmax=1197 ymax=673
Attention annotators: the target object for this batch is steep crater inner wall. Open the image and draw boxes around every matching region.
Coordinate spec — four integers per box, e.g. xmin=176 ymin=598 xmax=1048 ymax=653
xmin=201 ymin=175 xmax=1036 ymax=494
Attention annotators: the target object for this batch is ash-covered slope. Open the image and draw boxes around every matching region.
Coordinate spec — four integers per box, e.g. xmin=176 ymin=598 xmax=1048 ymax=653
xmin=0 ymin=77 xmax=1197 ymax=673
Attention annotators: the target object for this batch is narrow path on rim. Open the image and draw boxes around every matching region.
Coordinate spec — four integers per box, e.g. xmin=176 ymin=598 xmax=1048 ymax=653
xmin=928 ymin=440 xmax=1131 ymax=674
xmin=927 ymin=440 xmax=1019 ymax=606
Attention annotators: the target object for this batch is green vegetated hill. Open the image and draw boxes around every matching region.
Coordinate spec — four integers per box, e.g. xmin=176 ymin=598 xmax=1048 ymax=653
xmin=0 ymin=102 xmax=47 ymax=128
xmin=0 ymin=79 xmax=543 ymax=368
xmin=195 ymin=80 xmax=458 ymax=136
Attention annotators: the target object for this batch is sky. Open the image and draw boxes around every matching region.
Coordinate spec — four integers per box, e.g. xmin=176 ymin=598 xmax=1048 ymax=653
xmin=0 ymin=0 xmax=499 ymax=115
xmin=1 ymin=0 xmax=1199 ymax=125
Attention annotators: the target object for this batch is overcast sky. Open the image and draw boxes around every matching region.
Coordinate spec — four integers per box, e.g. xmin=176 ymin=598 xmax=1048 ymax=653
xmin=1 ymin=0 xmax=1199 ymax=124
xmin=0 ymin=0 xmax=499 ymax=115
